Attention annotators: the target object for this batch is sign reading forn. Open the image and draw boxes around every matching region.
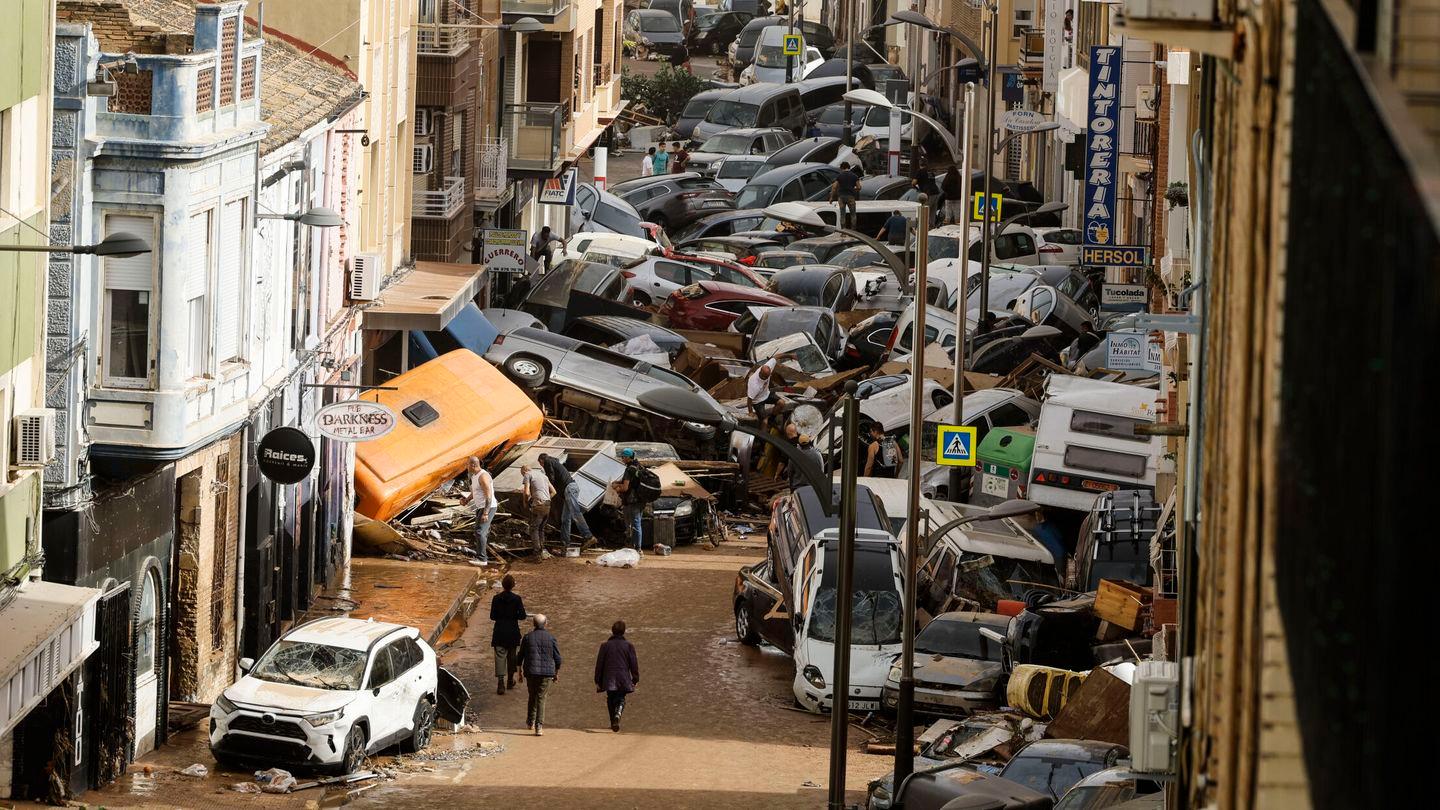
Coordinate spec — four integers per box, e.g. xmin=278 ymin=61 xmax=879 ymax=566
xmin=1002 ymin=109 xmax=1048 ymax=133
xmin=1081 ymin=244 xmax=1149 ymax=268
xmin=1083 ymin=46 xmax=1121 ymax=247
xmin=257 ymin=427 xmax=316 ymax=484
xmin=315 ymin=400 xmax=397 ymax=443
xmin=482 ymin=229 xmax=527 ymax=273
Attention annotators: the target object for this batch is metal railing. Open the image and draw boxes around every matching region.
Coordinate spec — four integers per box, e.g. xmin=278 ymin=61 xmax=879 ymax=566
xmin=476 ymin=138 xmax=509 ymax=199
xmin=505 ymin=101 xmax=570 ymax=170
xmin=416 ymin=25 xmax=473 ymax=56
xmin=412 ymin=175 xmax=467 ymax=219
xmin=503 ymin=0 xmax=569 ymax=16
xmin=1134 ymin=119 xmax=1158 ymax=159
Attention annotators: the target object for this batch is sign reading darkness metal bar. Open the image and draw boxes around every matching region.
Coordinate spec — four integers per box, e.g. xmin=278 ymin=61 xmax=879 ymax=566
xmin=1083 ymin=46 xmax=1121 ymax=247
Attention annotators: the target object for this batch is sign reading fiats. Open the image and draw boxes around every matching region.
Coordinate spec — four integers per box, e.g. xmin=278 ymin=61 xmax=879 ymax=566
xmin=482 ymin=229 xmax=527 ymax=273
xmin=538 ymin=168 xmax=578 ymax=206
xmin=315 ymin=400 xmax=397 ymax=442
xmin=1083 ymin=46 xmax=1121 ymax=248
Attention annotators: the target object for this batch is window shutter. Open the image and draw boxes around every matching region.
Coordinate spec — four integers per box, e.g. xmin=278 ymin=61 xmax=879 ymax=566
xmin=186 ymin=211 xmax=210 ymax=299
xmin=104 ymin=215 xmax=155 ymax=290
xmin=215 ymin=199 xmax=246 ymax=360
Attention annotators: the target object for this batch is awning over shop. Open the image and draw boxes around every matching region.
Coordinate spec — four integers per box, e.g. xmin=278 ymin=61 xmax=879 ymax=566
xmin=361 ymin=261 xmax=485 ymax=332
xmin=0 ymin=581 xmax=101 ymax=737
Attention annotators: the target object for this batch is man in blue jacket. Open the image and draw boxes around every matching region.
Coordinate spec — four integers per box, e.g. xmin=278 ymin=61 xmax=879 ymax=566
xmin=518 ymin=614 xmax=562 ymax=735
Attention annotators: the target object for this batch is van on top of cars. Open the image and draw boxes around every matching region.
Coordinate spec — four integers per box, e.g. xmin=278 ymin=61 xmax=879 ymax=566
xmin=693 ymin=83 xmax=808 ymax=142
xmin=674 ymin=88 xmax=732 ymax=140
xmin=1028 ymin=375 xmax=1164 ymax=512
xmin=733 ymin=483 xmax=903 ymax=713
xmin=748 ymin=26 xmax=820 ymax=84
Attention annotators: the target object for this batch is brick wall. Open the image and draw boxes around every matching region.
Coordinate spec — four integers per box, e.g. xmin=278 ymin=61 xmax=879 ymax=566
xmin=169 ymin=433 xmax=243 ymax=702
xmin=56 ymin=0 xmax=178 ymax=54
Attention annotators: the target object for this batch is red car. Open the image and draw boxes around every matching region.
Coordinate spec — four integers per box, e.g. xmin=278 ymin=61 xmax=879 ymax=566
xmin=658 ymin=280 xmax=795 ymax=331
xmin=640 ymin=222 xmax=767 ymax=288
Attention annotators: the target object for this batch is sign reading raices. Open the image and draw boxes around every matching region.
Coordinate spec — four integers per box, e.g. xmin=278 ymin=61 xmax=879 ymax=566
xmin=482 ymin=229 xmax=527 ymax=273
xmin=315 ymin=400 xmax=397 ymax=443
xmin=1083 ymin=46 xmax=1121 ymax=247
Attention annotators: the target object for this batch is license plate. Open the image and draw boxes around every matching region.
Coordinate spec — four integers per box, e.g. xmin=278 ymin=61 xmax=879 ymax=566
xmin=702 ymin=199 xmax=728 ymax=208
xmin=982 ymin=473 xmax=1010 ymax=498
xmin=845 ymin=699 xmax=880 ymax=711
xmin=1081 ymin=479 xmax=1120 ymax=492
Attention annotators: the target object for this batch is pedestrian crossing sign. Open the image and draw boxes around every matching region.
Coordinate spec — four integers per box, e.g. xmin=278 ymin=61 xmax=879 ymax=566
xmin=936 ymin=425 xmax=978 ymax=467
xmin=783 ymin=33 xmax=803 ymax=56
xmin=972 ymin=192 xmax=1002 ymax=222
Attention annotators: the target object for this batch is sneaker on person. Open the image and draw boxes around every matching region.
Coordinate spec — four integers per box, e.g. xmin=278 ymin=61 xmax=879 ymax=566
xmin=535 ymin=725 xmax=544 ymax=737
xmin=540 ymin=550 xmax=554 ymax=560
xmin=469 ymin=559 xmax=488 ymax=567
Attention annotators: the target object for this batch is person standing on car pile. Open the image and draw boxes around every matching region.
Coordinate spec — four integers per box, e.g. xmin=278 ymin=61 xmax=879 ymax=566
xmin=540 ymin=452 xmax=596 ymax=551
xmin=747 ymin=357 xmax=780 ymax=428
xmin=941 ymin=165 xmax=965 ymax=225
xmin=521 ymin=463 xmax=556 ymax=559
xmin=830 ymin=162 xmax=861 ymax=229
xmin=519 ymin=614 xmax=562 ymax=736
xmin=594 ymin=620 xmax=641 ymax=732
xmin=458 ymin=456 xmax=496 ymax=566
xmin=529 ymin=226 xmax=555 ymax=272
xmin=490 ymin=574 xmax=527 ymax=695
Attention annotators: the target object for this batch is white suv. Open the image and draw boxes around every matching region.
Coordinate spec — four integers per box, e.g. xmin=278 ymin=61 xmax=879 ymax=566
xmin=210 ymin=618 xmax=439 ymax=773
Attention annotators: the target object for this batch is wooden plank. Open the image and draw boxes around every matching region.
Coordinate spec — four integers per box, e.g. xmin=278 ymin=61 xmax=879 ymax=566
xmin=1044 ymin=667 xmax=1130 ymax=745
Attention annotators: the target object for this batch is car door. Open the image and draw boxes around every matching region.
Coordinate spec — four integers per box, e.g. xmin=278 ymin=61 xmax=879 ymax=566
xmin=650 ymin=260 xmax=693 ymax=298
xmin=364 ymin=642 xmax=406 ymax=746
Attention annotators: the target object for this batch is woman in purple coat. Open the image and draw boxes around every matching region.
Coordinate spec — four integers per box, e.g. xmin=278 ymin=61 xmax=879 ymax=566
xmin=594 ymin=620 xmax=640 ymax=732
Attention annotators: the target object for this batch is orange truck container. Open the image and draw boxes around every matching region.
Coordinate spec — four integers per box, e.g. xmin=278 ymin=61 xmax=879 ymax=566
xmin=355 ymin=350 xmax=544 ymax=522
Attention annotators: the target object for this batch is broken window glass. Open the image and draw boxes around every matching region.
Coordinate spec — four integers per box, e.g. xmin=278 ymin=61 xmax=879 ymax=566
xmin=251 ymin=641 xmax=368 ymax=691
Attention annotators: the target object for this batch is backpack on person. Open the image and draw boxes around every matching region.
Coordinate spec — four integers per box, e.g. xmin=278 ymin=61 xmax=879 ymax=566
xmin=632 ymin=466 xmax=663 ymax=503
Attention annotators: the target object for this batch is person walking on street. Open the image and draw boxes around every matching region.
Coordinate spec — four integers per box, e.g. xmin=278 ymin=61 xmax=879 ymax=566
xmin=518 ymin=614 xmax=562 ymax=735
xmin=540 ymin=452 xmax=595 ymax=551
xmin=670 ymin=141 xmax=690 ymax=173
xmin=941 ymin=165 xmax=965 ymax=225
xmin=864 ymin=421 xmax=904 ymax=478
xmin=521 ymin=463 xmax=556 ymax=559
xmin=652 ymin=143 xmax=670 ymax=175
xmin=830 ymin=162 xmax=861 ymax=230
xmin=613 ymin=448 xmax=647 ymax=552
xmin=458 ymin=456 xmax=496 ymax=566
xmin=640 ymin=146 xmax=657 ymax=177
xmin=594 ymin=620 xmax=640 ymax=732
xmin=490 ymin=574 xmax=526 ymax=695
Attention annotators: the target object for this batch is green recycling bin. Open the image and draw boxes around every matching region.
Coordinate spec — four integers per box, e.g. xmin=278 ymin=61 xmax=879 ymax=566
xmin=970 ymin=427 xmax=1036 ymax=505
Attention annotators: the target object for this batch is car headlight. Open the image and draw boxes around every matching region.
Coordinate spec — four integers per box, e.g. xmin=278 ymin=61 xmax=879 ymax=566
xmin=673 ymin=500 xmax=694 ymax=518
xmin=802 ymin=665 xmax=826 ymax=689
xmin=214 ymin=693 xmax=237 ymax=714
xmin=888 ymin=662 xmax=902 ymax=682
xmin=305 ymin=707 xmax=345 ymax=727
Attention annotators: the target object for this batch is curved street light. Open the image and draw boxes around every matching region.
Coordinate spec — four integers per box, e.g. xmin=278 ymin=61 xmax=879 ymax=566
xmin=258 ymin=206 xmax=344 ymax=228
xmin=842 ymin=89 xmax=963 ymax=169
xmin=887 ymin=10 xmax=989 ymax=77
xmin=0 ymin=231 xmax=152 ymax=258
xmin=762 ymin=200 xmax=915 ymax=292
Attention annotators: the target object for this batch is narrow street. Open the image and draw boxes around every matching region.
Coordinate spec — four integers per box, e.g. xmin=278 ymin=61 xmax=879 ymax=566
xmin=74 ymin=538 xmax=892 ymax=809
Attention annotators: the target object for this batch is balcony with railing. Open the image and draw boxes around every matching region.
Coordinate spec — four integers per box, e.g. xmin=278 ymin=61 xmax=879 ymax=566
xmin=505 ymin=101 xmax=571 ymax=172
xmin=416 ymin=25 xmax=474 ymax=57
xmin=476 ymin=138 xmax=509 ymax=201
xmin=413 ymin=175 xmax=467 ymax=219
xmin=504 ymin=0 xmax=570 ymax=18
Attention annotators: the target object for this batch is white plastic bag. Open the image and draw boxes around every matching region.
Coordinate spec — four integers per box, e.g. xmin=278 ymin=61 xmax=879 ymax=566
xmin=595 ymin=548 xmax=641 ymax=568
xmin=254 ymin=767 xmax=297 ymax=793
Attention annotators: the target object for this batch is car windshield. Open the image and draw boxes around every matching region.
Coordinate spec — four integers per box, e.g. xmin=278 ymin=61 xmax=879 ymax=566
xmin=1002 ymin=755 xmax=1108 ymax=800
xmin=1053 ymin=785 xmax=1139 ymax=810
xmin=777 ymin=282 xmax=823 ymax=306
xmin=735 ymin=184 xmax=777 ymax=208
xmin=695 ymin=14 xmax=721 ymax=29
xmin=914 ymin=618 xmax=1007 ymax=659
xmin=250 ymin=640 xmax=368 ymax=691
xmin=755 ymin=311 xmax=819 ymax=343
xmin=808 ymin=547 xmax=902 ymax=645
xmin=864 ymin=107 xmax=912 ymax=126
xmin=929 ymin=234 xmax=963 ymax=260
xmin=640 ymin=14 xmax=680 ymax=32
xmin=835 ymin=248 xmax=884 ymax=269
xmin=708 ymin=100 xmax=760 ymax=127
xmin=703 ymin=133 xmax=761 ymax=155
xmin=756 ymin=43 xmax=794 ymax=68
xmin=718 ymin=159 xmax=765 ymax=179
xmin=681 ymin=97 xmax=717 ymax=119
xmin=594 ymin=201 xmax=644 ymax=235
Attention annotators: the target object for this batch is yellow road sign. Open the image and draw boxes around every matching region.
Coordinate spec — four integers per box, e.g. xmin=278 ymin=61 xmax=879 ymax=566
xmin=936 ymin=425 xmax=978 ymax=467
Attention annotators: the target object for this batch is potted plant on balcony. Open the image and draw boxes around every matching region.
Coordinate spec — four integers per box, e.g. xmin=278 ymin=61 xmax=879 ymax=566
xmin=1165 ymin=181 xmax=1189 ymax=210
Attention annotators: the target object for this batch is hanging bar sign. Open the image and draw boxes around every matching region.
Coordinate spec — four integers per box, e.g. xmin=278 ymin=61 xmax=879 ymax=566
xmin=1083 ymin=46 xmax=1121 ymax=247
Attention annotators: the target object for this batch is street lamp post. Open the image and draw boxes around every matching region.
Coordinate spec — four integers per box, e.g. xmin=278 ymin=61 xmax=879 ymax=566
xmin=0 ymin=231 xmax=152 ymax=257
xmin=842 ymin=89 xmax=963 ymax=170
xmin=891 ymin=498 xmax=1043 ymax=790
xmin=951 ymin=80 xmax=977 ymax=500
xmin=764 ymin=200 xmax=914 ymax=292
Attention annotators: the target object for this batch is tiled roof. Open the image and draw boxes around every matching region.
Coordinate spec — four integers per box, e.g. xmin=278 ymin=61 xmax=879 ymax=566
xmin=63 ymin=0 xmax=362 ymax=154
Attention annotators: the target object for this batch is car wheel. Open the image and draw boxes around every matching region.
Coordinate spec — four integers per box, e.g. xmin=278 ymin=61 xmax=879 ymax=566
xmin=632 ymin=291 xmax=653 ymax=307
xmin=735 ymin=600 xmax=760 ymax=645
xmin=401 ymin=699 xmax=436 ymax=753
xmin=341 ymin=724 xmax=367 ymax=774
xmin=504 ymin=355 xmax=548 ymax=389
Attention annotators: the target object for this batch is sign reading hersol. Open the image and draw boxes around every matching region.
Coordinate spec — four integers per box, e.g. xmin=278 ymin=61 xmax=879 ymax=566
xmin=1080 ymin=244 xmax=1149 ymax=268
xmin=257 ymin=426 xmax=316 ymax=484
xmin=315 ymin=400 xmax=397 ymax=443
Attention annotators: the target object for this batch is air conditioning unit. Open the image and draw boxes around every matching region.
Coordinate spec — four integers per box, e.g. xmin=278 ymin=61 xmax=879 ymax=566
xmin=13 ymin=408 xmax=56 ymax=468
xmin=349 ymin=252 xmax=383 ymax=301
xmin=1129 ymin=660 xmax=1180 ymax=773
xmin=1122 ymin=0 xmax=1212 ymax=22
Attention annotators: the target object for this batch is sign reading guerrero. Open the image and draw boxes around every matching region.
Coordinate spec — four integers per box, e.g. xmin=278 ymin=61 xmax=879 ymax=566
xmin=1083 ymin=46 xmax=1121 ymax=248
xmin=315 ymin=400 xmax=397 ymax=442
xmin=256 ymin=426 xmax=316 ymax=484
xmin=482 ymin=229 xmax=527 ymax=273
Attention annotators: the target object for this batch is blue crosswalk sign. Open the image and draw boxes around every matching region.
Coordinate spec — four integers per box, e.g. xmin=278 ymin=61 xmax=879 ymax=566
xmin=936 ymin=425 xmax=977 ymax=467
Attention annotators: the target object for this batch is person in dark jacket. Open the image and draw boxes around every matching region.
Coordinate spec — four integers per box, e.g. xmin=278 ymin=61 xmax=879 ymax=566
xmin=540 ymin=452 xmax=595 ymax=550
xmin=490 ymin=574 xmax=527 ymax=695
xmin=518 ymin=614 xmax=562 ymax=735
xmin=594 ymin=620 xmax=641 ymax=732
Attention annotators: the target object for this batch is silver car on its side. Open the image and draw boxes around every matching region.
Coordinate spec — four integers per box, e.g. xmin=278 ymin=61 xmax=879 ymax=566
xmin=485 ymin=327 xmax=723 ymax=441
